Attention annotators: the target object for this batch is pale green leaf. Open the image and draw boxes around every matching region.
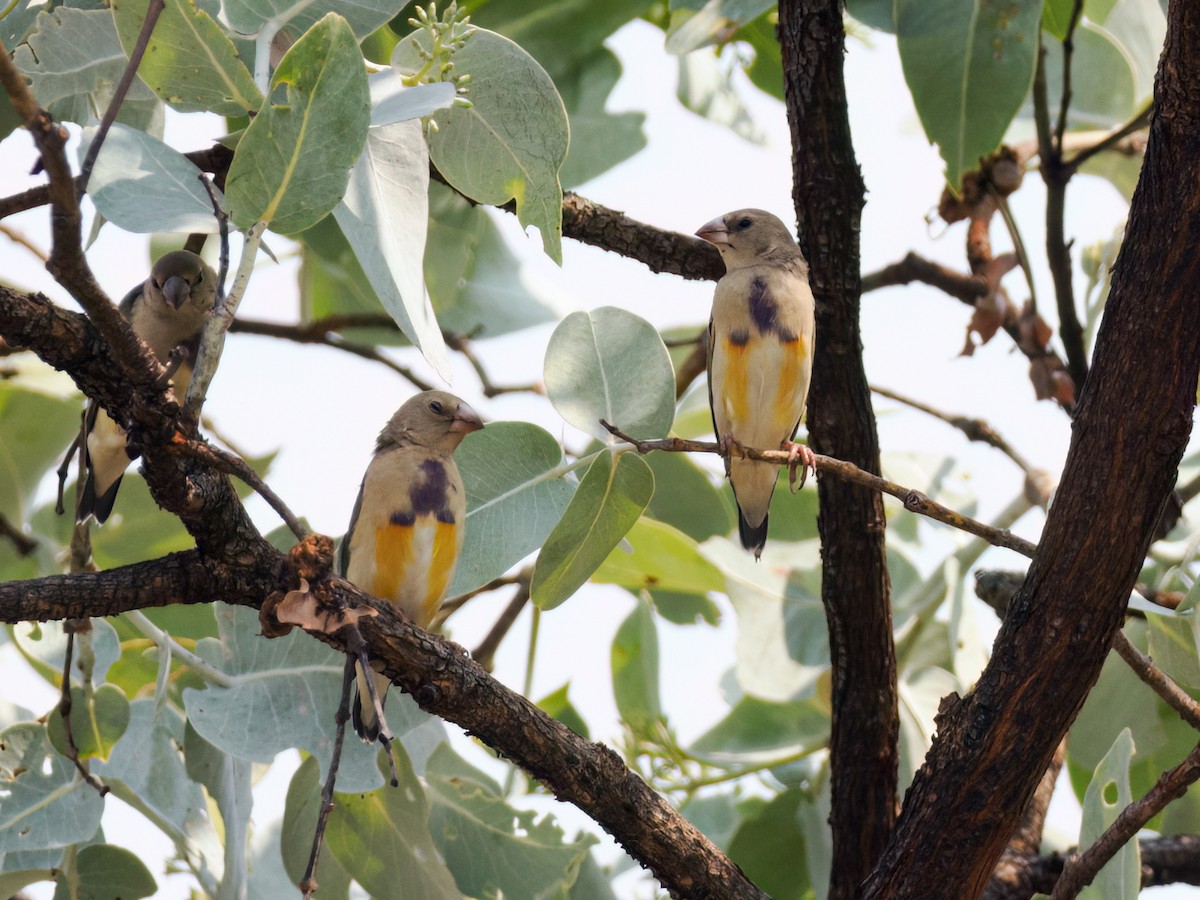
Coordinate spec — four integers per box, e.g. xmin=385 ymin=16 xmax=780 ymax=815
xmin=727 ymin=789 xmax=810 ymax=899
xmin=112 ymin=0 xmax=262 ymax=115
xmin=226 ymin=13 xmax=369 ymax=234
xmin=59 ymin=844 xmax=156 ymax=900
xmin=665 ymin=0 xmax=774 ymax=54
xmin=1079 ymin=729 xmax=1139 ymax=900
xmin=536 ymin=683 xmax=590 ymax=739
xmin=182 ymin=719 xmax=251 ymax=900
xmin=1035 ymin=23 xmax=1137 ymax=129
xmin=611 ymin=598 xmax=661 ymax=730
xmin=593 ymin=517 xmax=724 ymax=596
xmin=531 ymin=451 xmax=654 ymax=610
xmin=845 ymin=0 xmax=895 ymax=32
xmin=1101 ymin=0 xmax=1165 ymax=102
xmin=448 ymin=422 xmax=577 ymax=597
xmin=1145 ymin=612 xmax=1200 ymax=689
xmin=425 ymin=744 xmax=595 ymax=898
xmin=558 ymin=48 xmax=647 ymax=188
xmin=394 ymin=27 xmax=568 ymax=262
xmin=12 ymin=618 xmax=121 ymax=689
xmin=1042 ymin=0 xmax=1076 ymax=40
xmin=182 ymin=603 xmax=411 ymax=793
xmin=13 ymin=8 xmax=163 ymax=134
xmin=46 ymin=683 xmax=130 ymax=762
xmin=898 ymin=666 xmax=960 ymax=789
xmin=0 ymin=723 xmax=104 ymax=852
xmin=544 ymin=307 xmax=676 ymax=443
xmin=0 ymin=383 xmax=80 ymax=524
xmin=643 ymin=450 xmax=735 ymax=542
xmin=325 ymin=751 xmax=461 ymax=900
xmin=279 ymin=756 xmax=359 ymax=899
xmin=82 ymin=123 xmax=228 ymax=234
xmin=333 ymin=119 xmax=451 ymax=379
xmin=702 ymin=538 xmax=826 ymax=701
xmin=223 ymin=0 xmax=403 ymax=40
xmin=691 ymin=695 xmax=828 ymax=762
xmin=0 ymin=871 xmax=53 ymax=898
xmin=676 ymin=50 xmax=766 ymax=144
xmin=368 ymin=73 xmax=455 ymax=126
xmin=896 ymin=0 xmax=1041 ymax=187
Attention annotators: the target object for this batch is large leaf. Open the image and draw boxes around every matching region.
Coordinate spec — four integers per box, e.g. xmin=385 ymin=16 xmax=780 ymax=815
xmin=448 ymin=422 xmax=577 ymax=597
xmin=223 ymin=0 xmax=402 ymax=40
xmin=82 ymin=123 xmax=228 ymax=234
xmin=1032 ymin=23 xmax=1137 ymax=129
xmin=333 ymin=119 xmax=451 ymax=380
xmin=544 ymin=307 xmax=676 ymax=443
xmin=557 ymin=48 xmax=647 ymax=189
xmin=0 ymin=723 xmax=104 ymax=853
xmin=592 ymin=517 xmax=724 ymax=596
xmin=676 ymin=50 xmax=766 ymax=144
xmin=0 ymin=383 xmax=80 ymax=524
xmin=643 ymin=450 xmax=735 ymax=542
xmin=531 ymin=451 xmax=654 ymax=611
xmin=13 ymin=8 xmax=162 ymax=134
xmin=57 ymin=844 xmax=157 ymax=900
xmin=281 ymin=756 xmax=352 ymax=898
xmin=425 ymin=744 xmax=595 ymax=897
xmin=691 ymin=695 xmax=828 ymax=762
xmin=727 ymin=789 xmax=811 ymax=900
xmin=611 ymin=598 xmax=661 ymax=730
xmin=665 ymin=0 xmax=774 ymax=55
xmin=46 ymin=683 xmax=130 ymax=762
xmin=896 ymin=0 xmax=1041 ymax=187
xmin=226 ymin=14 xmax=368 ymax=234
xmin=1078 ymin=729 xmax=1139 ymax=900
xmin=393 ymin=27 xmax=568 ymax=262
xmin=323 ymin=752 xmax=461 ymax=900
xmin=112 ymin=0 xmax=261 ymax=115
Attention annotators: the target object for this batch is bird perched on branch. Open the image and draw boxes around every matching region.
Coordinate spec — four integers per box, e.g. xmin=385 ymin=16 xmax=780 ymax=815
xmin=697 ymin=209 xmax=816 ymax=559
xmin=78 ymin=250 xmax=217 ymax=523
xmin=342 ymin=390 xmax=484 ymax=743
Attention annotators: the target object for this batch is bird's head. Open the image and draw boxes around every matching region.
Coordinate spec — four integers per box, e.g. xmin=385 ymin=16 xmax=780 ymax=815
xmin=150 ymin=250 xmax=217 ymax=313
xmin=381 ymin=390 xmax=484 ymax=452
xmin=695 ymin=209 xmax=801 ymax=270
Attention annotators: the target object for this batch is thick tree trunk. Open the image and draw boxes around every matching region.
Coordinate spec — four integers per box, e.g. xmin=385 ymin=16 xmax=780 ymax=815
xmin=777 ymin=3 xmax=899 ymax=898
xmin=862 ymin=3 xmax=1200 ymax=897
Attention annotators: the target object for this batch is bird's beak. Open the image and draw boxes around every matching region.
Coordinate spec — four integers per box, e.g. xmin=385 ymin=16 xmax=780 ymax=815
xmin=695 ymin=217 xmax=729 ymax=246
xmin=161 ymin=276 xmax=190 ymax=309
xmin=450 ymin=402 xmax=485 ymax=434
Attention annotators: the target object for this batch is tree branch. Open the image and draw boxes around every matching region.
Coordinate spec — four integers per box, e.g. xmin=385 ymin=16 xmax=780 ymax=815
xmin=0 ymin=508 xmax=37 ymax=556
xmin=861 ymin=252 xmax=990 ymax=303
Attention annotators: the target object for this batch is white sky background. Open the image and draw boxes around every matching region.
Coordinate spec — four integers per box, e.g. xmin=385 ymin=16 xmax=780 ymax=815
xmin=2 ymin=15 xmax=1191 ymax=900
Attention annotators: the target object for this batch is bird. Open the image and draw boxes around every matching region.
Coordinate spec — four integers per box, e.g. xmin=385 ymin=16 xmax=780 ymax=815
xmin=77 ymin=250 xmax=217 ymax=523
xmin=696 ymin=209 xmax=816 ymax=559
xmin=341 ymin=390 xmax=484 ymax=743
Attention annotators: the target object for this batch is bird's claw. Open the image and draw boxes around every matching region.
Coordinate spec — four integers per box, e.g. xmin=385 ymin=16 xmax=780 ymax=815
xmin=785 ymin=441 xmax=816 ymax=492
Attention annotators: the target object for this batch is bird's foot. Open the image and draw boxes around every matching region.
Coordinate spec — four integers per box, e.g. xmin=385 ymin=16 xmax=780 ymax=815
xmin=784 ymin=441 xmax=816 ymax=492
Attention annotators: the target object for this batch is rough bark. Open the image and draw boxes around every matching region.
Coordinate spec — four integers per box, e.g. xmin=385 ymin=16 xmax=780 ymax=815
xmin=777 ymin=3 xmax=898 ymax=897
xmin=861 ymin=3 xmax=1200 ymax=896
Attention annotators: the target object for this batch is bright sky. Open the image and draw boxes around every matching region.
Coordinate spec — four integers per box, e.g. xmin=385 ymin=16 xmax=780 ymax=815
xmin=1 ymin=15 xmax=1186 ymax=900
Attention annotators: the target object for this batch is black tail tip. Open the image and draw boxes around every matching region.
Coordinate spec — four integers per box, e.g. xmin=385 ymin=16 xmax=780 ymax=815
xmin=351 ymin=688 xmax=380 ymax=744
xmin=738 ymin=512 xmax=768 ymax=560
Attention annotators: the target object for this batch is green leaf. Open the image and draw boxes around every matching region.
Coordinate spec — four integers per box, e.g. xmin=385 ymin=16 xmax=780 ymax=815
xmin=676 ymin=50 xmax=766 ymax=144
xmin=182 ymin=603 xmax=406 ymax=793
xmin=223 ymin=0 xmax=401 ymax=40
xmin=448 ymin=422 xmax=577 ymax=597
xmin=333 ymin=119 xmax=452 ymax=379
xmin=394 ymin=27 xmax=568 ymax=262
xmin=1042 ymin=0 xmax=1076 ymax=40
xmin=736 ymin=13 xmax=785 ymax=100
xmin=702 ymin=538 xmax=827 ymax=701
xmin=665 ymin=0 xmax=774 ymax=54
xmin=1101 ymin=0 xmax=1165 ymax=103
xmin=611 ymin=598 xmax=661 ymax=730
xmin=692 ymin=695 xmax=828 ymax=761
xmin=898 ymin=666 xmax=960 ymax=789
xmin=58 ymin=844 xmax=156 ymax=900
xmin=531 ymin=451 xmax=654 ymax=610
xmin=13 ymin=8 xmax=163 ymax=134
xmin=896 ymin=0 xmax=1041 ymax=188
xmin=544 ymin=307 xmax=676 ymax=443
xmin=536 ymin=683 xmax=590 ymax=739
xmin=112 ymin=0 xmax=261 ymax=115
xmin=648 ymin=588 xmax=721 ymax=626
xmin=11 ymin=618 xmax=122 ymax=689
xmin=558 ymin=48 xmax=647 ymax=188
xmin=326 ymin=750 xmax=461 ymax=900
xmin=1079 ymin=729 xmax=1139 ymax=900
xmin=0 ymin=383 xmax=80 ymax=524
xmin=0 ymin=723 xmax=104 ymax=852
xmin=593 ymin=517 xmax=724 ymax=596
xmin=845 ymin=0 xmax=895 ymax=32
xmin=182 ymin=719 xmax=251 ymax=900
xmin=226 ymin=13 xmax=369 ymax=234
xmin=46 ymin=683 xmax=130 ymax=762
xmin=280 ymin=756 xmax=353 ymax=898
xmin=82 ymin=123 xmax=228 ymax=234
xmin=728 ymin=789 xmax=810 ymax=900
xmin=425 ymin=744 xmax=596 ymax=898
xmin=1145 ymin=612 xmax=1200 ymax=689
xmin=1035 ymin=23 xmax=1137 ymax=129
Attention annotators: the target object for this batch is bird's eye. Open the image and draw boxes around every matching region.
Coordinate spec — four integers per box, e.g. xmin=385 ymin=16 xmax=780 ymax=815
xmin=429 ymin=400 xmax=445 ymax=414
xmin=194 ymin=270 xmax=204 ymax=283
xmin=738 ymin=217 xmax=753 ymax=229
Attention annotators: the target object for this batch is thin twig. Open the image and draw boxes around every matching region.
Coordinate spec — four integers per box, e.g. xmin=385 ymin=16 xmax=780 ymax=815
xmin=167 ymin=436 xmax=308 ymax=540
xmin=0 ymin=508 xmax=36 ymax=556
xmin=991 ymin=191 xmax=1039 ymax=312
xmin=229 ymin=318 xmax=437 ymax=392
xmin=444 ymin=331 xmax=542 ymax=397
xmin=1051 ymin=740 xmax=1200 ymax=898
xmin=58 ymin=626 xmax=109 ymax=796
xmin=1067 ymin=102 xmax=1154 ymax=170
xmin=76 ymin=0 xmax=165 ymax=196
xmin=199 ymin=174 xmax=229 ymax=301
xmin=0 ymin=223 xmax=48 ymax=262
xmin=472 ymin=579 xmax=531 ymax=672
xmin=1053 ymin=0 xmax=1087 ymax=154
xmin=1111 ymin=631 xmax=1200 ymax=730
xmin=600 ymin=420 xmax=1038 ymax=557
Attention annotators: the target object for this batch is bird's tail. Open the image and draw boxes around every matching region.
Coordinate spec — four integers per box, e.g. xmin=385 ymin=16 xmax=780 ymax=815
xmin=77 ymin=473 xmax=122 ymax=524
xmin=352 ymin=664 xmax=387 ymax=743
xmin=737 ymin=509 xmax=768 ymax=560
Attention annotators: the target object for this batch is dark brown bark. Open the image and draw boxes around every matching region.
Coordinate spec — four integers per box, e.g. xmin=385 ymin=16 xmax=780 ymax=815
xmin=777 ymin=3 xmax=898 ymax=898
xmin=861 ymin=2 xmax=1200 ymax=896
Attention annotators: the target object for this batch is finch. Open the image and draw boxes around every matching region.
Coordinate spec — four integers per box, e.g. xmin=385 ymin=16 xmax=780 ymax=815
xmin=78 ymin=250 xmax=217 ymax=523
xmin=696 ymin=209 xmax=816 ymax=559
xmin=342 ymin=390 xmax=484 ymax=743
